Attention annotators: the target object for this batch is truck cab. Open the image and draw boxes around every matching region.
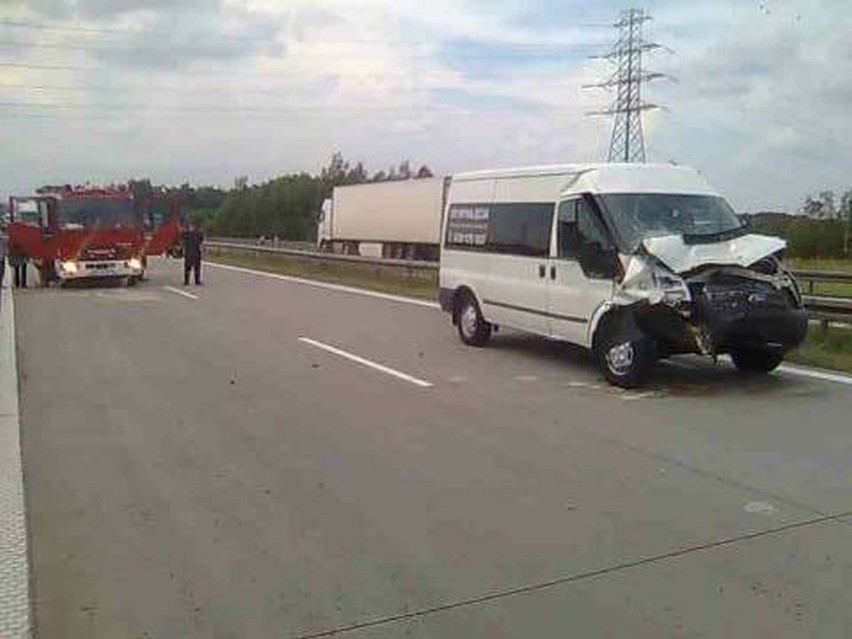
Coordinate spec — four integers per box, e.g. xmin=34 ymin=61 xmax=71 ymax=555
xmin=8 ymin=186 xmax=182 ymax=286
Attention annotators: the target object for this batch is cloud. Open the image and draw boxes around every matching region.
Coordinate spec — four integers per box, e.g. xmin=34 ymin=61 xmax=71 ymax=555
xmin=646 ymin=0 xmax=852 ymax=209
xmin=90 ymin=11 xmax=282 ymax=69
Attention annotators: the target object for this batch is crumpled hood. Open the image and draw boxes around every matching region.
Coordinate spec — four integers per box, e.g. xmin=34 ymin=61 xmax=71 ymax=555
xmin=641 ymin=233 xmax=786 ymax=274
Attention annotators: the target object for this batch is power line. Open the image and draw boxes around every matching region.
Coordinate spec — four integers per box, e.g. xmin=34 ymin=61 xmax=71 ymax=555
xmin=0 ymin=99 xmax=573 ymax=116
xmin=0 ymin=39 xmax=598 ymax=61
xmin=0 ymin=18 xmax=604 ymax=51
xmin=0 ymin=61 xmax=83 ymax=71
xmin=584 ymin=8 xmax=670 ymax=163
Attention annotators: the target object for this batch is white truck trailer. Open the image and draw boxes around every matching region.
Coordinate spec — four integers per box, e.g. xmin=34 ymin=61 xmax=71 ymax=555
xmin=317 ymin=177 xmax=448 ymax=260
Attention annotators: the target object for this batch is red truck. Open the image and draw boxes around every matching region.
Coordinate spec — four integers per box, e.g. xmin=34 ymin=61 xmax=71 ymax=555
xmin=7 ymin=185 xmax=182 ymax=286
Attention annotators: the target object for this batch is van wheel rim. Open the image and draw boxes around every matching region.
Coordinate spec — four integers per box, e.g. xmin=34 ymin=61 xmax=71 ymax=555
xmin=606 ymin=341 xmax=634 ymax=376
xmin=461 ymin=304 xmax=478 ymax=338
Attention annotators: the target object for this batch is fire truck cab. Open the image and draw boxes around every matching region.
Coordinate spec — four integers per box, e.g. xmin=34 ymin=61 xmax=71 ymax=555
xmin=8 ymin=185 xmax=181 ymax=286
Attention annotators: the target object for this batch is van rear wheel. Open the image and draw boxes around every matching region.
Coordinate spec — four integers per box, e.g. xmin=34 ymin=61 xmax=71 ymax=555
xmin=594 ymin=321 xmax=655 ymax=388
xmin=456 ymin=294 xmax=491 ymax=347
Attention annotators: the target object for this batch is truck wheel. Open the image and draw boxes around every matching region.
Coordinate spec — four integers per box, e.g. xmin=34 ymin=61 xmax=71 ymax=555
xmin=730 ymin=346 xmax=784 ymax=373
xmin=456 ymin=293 xmax=491 ymax=347
xmin=593 ymin=321 xmax=655 ymax=388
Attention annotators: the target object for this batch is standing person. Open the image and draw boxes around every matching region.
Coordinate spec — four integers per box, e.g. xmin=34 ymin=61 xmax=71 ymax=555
xmin=0 ymin=225 xmax=7 ymax=289
xmin=8 ymin=241 xmax=27 ymax=289
xmin=182 ymin=222 xmax=204 ymax=286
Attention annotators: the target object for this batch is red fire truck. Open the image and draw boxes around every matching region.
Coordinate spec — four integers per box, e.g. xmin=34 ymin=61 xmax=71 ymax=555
xmin=7 ymin=185 xmax=182 ymax=286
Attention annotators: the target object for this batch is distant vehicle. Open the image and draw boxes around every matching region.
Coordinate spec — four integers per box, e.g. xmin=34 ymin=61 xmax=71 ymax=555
xmin=317 ymin=178 xmax=449 ymax=260
xmin=7 ymin=185 xmax=182 ymax=286
xmin=438 ymin=163 xmax=808 ymax=387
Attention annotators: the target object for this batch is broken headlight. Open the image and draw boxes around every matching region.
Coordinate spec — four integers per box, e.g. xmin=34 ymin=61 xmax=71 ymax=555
xmin=622 ymin=257 xmax=691 ymax=305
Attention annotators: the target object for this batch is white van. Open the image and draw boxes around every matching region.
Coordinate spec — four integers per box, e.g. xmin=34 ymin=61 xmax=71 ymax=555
xmin=438 ymin=164 xmax=807 ymax=387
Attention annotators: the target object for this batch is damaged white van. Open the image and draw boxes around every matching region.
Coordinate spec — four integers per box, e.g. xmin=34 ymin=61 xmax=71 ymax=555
xmin=438 ymin=164 xmax=807 ymax=387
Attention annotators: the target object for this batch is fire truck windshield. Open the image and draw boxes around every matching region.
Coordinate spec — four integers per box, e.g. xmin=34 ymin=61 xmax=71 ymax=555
xmin=58 ymin=198 xmax=140 ymax=230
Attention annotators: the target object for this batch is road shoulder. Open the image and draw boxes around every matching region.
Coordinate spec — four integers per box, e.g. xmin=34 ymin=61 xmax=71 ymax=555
xmin=0 ymin=286 xmax=31 ymax=638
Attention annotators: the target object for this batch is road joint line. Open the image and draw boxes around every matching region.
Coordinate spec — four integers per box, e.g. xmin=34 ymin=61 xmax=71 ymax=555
xmin=299 ymin=337 xmax=433 ymax=388
xmin=290 ymin=512 xmax=847 ymax=639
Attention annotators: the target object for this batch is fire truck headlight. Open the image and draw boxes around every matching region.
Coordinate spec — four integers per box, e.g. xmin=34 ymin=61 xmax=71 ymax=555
xmin=128 ymin=257 xmax=143 ymax=271
xmin=61 ymin=261 xmax=79 ymax=274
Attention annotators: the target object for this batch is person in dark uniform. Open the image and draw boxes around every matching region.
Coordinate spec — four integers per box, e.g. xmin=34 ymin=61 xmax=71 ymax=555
xmin=8 ymin=241 xmax=28 ymax=289
xmin=0 ymin=226 xmax=7 ymax=289
xmin=182 ymin=222 xmax=204 ymax=285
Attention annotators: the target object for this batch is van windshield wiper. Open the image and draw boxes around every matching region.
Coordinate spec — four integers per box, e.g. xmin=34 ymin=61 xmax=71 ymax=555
xmin=681 ymin=223 xmax=749 ymax=245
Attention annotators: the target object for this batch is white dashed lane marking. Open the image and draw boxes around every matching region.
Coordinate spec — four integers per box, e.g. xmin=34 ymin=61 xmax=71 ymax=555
xmin=163 ymin=286 xmax=199 ymax=300
xmin=299 ymin=337 xmax=433 ymax=388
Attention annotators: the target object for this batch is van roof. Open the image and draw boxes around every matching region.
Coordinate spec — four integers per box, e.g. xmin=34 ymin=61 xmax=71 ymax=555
xmin=453 ymin=163 xmax=718 ymax=197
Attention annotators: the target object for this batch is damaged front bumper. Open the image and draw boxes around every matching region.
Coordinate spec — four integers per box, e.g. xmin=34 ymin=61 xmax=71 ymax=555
xmin=632 ymin=275 xmax=807 ymax=357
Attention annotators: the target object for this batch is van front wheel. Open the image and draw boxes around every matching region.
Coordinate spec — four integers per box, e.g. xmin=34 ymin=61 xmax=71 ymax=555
xmin=730 ymin=346 xmax=784 ymax=373
xmin=594 ymin=322 xmax=655 ymax=388
xmin=456 ymin=294 xmax=491 ymax=347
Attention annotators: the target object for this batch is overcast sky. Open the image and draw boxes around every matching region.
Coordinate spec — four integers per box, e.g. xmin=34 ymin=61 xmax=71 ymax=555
xmin=0 ymin=0 xmax=849 ymax=211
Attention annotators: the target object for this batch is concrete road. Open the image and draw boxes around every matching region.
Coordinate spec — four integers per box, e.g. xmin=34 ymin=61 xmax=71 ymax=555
xmin=14 ymin=258 xmax=852 ymax=638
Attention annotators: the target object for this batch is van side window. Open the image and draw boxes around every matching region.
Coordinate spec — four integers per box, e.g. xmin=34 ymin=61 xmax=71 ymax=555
xmin=558 ymin=198 xmax=611 ymax=259
xmin=446 ymin=202 xmax=554 ymax=256
xmin=487 ymin=203 xmax=553 ymax=257
xmin=577 ymin=199 xmax=611 ymax=250
xmin=557 ymin=200 xmax=578 ymax=258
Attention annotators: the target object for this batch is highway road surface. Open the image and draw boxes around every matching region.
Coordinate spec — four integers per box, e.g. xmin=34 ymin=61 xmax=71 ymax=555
xmin=13 ymin=258 xmax=852 ymax=638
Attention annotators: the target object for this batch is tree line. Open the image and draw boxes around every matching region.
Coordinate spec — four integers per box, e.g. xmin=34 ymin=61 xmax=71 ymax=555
xmin=122 ymin=154 xmax=434 ymax=240
xmin=747 ymin=188 xmax=852 ymax=259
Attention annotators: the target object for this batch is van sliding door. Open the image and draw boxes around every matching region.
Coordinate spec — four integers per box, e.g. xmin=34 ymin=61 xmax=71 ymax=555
xmin=480 ymin=202 xmax=554 ymax=336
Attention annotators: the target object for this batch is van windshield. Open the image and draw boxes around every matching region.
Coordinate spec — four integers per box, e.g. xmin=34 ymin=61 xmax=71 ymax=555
xmin=600 ymin=193 xmax=745 ymax=252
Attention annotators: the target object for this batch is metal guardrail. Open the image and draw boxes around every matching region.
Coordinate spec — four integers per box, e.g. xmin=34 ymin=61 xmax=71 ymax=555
xmin=801 ymin=295 xmax=852 ymax=324
xmin=206 ymin=240 xmax=438 ymax=271
xmin=206 ymin=241 xmax=852 ymax=322
xmin=791 ymin=270 xmax=852 ymax=292
xmin=208 ymin=237 xmax=316 ymax=251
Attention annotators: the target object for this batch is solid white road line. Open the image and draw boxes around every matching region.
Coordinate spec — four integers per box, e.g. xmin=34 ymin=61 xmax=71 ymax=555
xmin=163 ymin=285 xmax=199 ymax=300
xmin=777 ymin=364 xmax=852 ymax=386
xmin=0 ymin=287 xmax=32 ymax=637
xmin=712 ymin=355 xmax=852 ymax=387
xmin=299 ymin=337 xmax=433 ymax=388
xmin=206 ymin=261 xmax=439 ymax=309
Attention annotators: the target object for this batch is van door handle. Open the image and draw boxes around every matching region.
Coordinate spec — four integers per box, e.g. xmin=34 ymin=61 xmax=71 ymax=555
xmin=550 ymin=266 xmax=556 ymax=280
xmin=539 ymin=264 xmax=546 ymax=278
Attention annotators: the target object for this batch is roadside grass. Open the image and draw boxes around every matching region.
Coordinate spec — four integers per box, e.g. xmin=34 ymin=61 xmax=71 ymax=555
xmin=207 ymin=247 xmax=852 ymax=376
xmin=206 ymin=247 xmax=438 ymax=301
xmin=787 ymin=324 xmax=852 ymax=375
